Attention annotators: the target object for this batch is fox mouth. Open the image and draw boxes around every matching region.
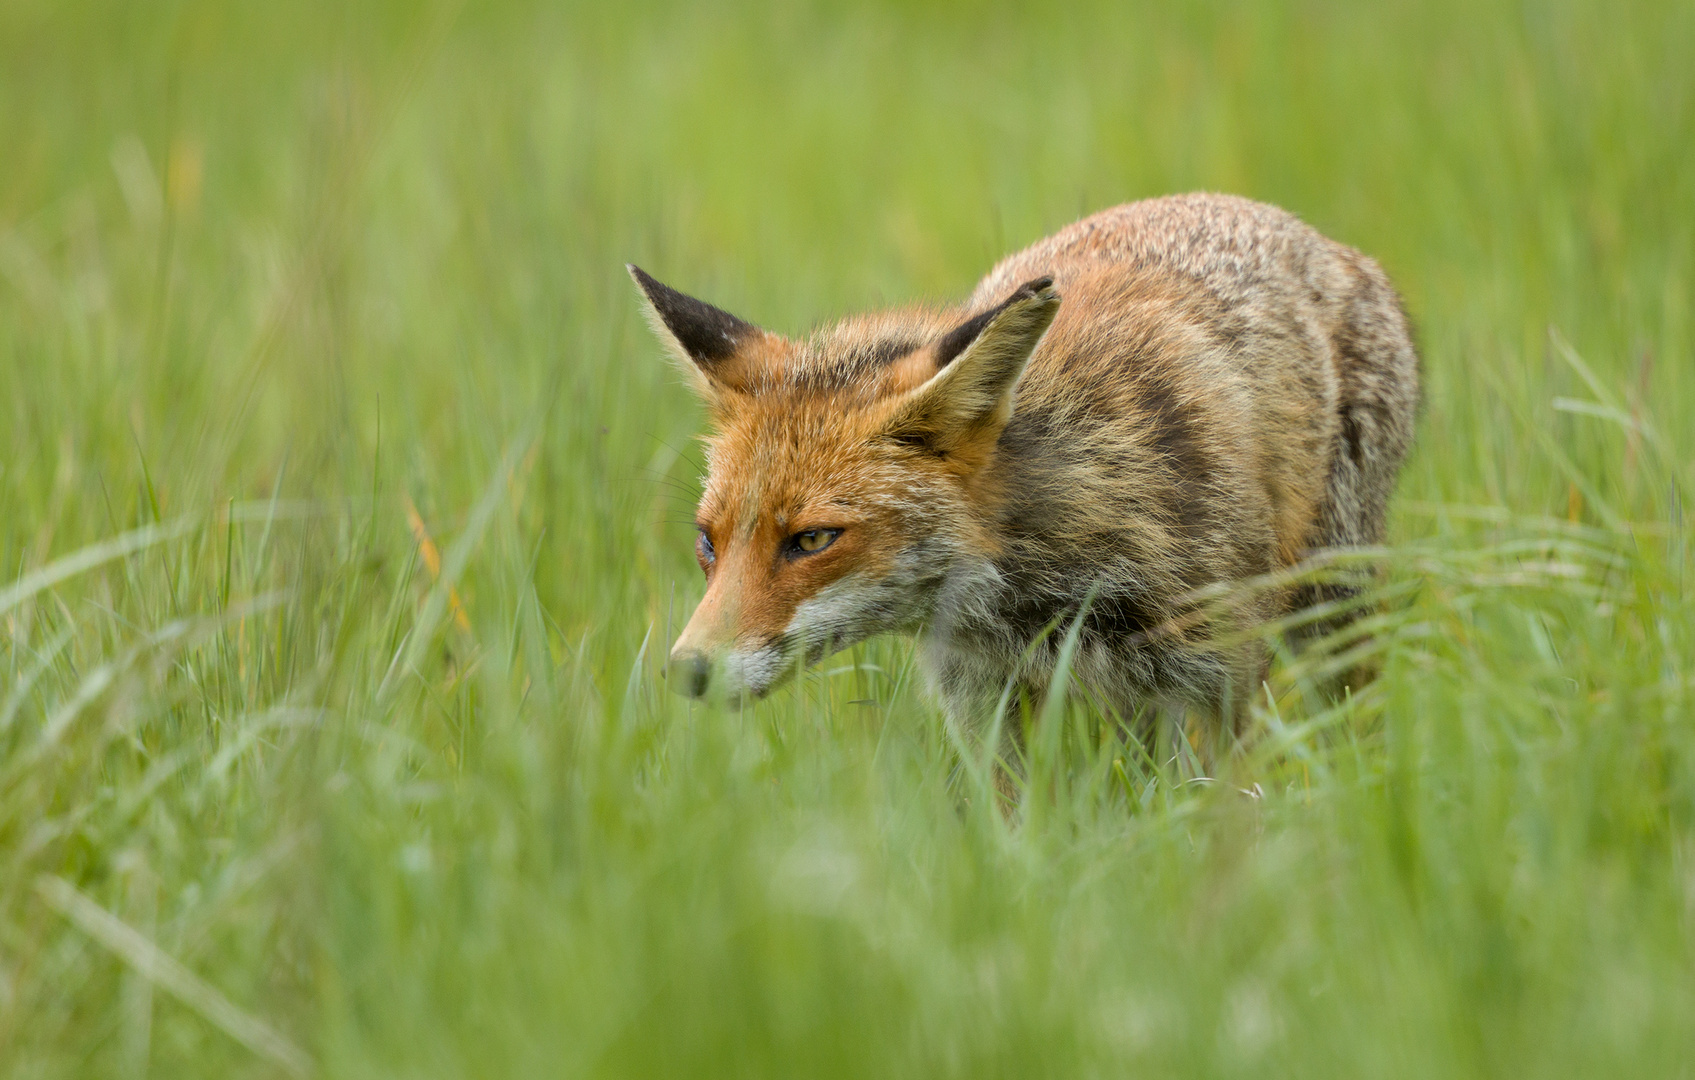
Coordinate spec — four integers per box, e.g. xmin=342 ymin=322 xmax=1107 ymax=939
xmin=669 ymin=629 xmax=860 ymax=703
xmin=667 ymin=637 xmax=794 ymax=702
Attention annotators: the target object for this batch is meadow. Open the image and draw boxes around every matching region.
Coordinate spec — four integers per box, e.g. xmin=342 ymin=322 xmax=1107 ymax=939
xmin=2 ymin=0 xmax=1692 ymax=1075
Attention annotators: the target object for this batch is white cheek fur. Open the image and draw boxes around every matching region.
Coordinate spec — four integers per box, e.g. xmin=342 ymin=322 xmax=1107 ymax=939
xmin=717 ymin=643 xmax=787 ymax=697
xmin=784 ymin=573 xmax=874 ymax=645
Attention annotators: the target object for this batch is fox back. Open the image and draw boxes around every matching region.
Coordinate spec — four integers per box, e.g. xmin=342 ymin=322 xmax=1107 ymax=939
xmin=632 ymin=193 xmax=1419 ymax=734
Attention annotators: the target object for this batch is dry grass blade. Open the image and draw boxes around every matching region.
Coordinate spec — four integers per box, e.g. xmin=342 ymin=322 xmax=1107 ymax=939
xmin=377 ymin=437 xmax=531 ymax=707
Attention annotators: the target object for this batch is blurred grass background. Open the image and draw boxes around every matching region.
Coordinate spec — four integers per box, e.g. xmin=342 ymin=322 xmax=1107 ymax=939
xmin=2 ymin=0 xmax=1692 ymax=1076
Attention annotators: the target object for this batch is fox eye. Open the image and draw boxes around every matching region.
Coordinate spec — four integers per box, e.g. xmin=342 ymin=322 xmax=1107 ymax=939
xmin=788 ymin=528 xmax=841 ymax=557
xmin=696 ymin=529 xmax=716 ymax=568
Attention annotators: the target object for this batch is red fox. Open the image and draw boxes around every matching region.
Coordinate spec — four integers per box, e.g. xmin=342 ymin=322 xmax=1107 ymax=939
xmin=631 ymin=193 xmax=1418 ymax=737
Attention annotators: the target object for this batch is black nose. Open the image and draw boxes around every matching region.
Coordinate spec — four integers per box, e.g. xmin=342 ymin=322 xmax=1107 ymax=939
xmin=668 ymin=652 xmax=711 ymax=698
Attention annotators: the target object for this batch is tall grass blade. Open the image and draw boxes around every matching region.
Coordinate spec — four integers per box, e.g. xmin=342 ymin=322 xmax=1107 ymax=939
xmin=36 ymin=875 xmax=314 ymax=1078
xmin=0 ymin=519 xmax=196 ymax=617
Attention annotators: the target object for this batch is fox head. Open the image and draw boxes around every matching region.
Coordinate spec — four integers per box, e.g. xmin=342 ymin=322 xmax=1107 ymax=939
xmin=629 ymin=264 xmax=1060 ymax=702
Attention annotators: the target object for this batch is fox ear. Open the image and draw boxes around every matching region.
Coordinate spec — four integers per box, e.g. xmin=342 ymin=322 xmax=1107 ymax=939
xmin=627 ymin=265 xmax=771 ymax=394
xmin=882 ymin=276 xmax=1060 ymax=454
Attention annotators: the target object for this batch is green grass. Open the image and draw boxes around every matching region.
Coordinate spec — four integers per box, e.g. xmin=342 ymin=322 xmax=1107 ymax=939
xmin=3 ymin=0 xmax=1693 ymax=1075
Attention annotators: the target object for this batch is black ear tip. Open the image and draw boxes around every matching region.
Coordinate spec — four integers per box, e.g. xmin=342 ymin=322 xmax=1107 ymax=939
xmin=625 ymin=268 xmax=757 ymax=364
xmin=628 ymin=265 xmax=678 ymax=307
xmin=1014 ymin=275 xmax=1058 ymax=302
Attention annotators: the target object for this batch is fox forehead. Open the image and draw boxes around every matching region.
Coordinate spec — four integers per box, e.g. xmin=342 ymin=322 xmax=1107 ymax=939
xmin=698 ymin=402 xmax=902 ymax=531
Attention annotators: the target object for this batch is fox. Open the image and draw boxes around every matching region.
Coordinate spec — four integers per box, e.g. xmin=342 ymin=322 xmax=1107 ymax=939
xmin=630 ymin=192 xmax=1419 ymax=741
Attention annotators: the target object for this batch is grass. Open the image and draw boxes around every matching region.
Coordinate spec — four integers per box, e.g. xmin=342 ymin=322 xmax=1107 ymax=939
xmin=2 ymin=0 xmax=1693 ymax=1075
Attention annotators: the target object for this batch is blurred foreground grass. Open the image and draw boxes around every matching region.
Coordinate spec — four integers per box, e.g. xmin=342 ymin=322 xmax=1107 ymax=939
xmin=2 ymin=0 xmax=1693 ymax=1076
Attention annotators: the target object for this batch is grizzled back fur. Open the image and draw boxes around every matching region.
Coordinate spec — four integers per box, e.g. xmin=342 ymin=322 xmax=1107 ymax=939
xmin=632 ymin=193 xmax=1419 ymax=740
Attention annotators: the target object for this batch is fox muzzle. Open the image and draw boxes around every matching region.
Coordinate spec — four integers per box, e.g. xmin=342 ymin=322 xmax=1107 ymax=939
xmin=667 ymin=650 xmax=712 ymax=698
